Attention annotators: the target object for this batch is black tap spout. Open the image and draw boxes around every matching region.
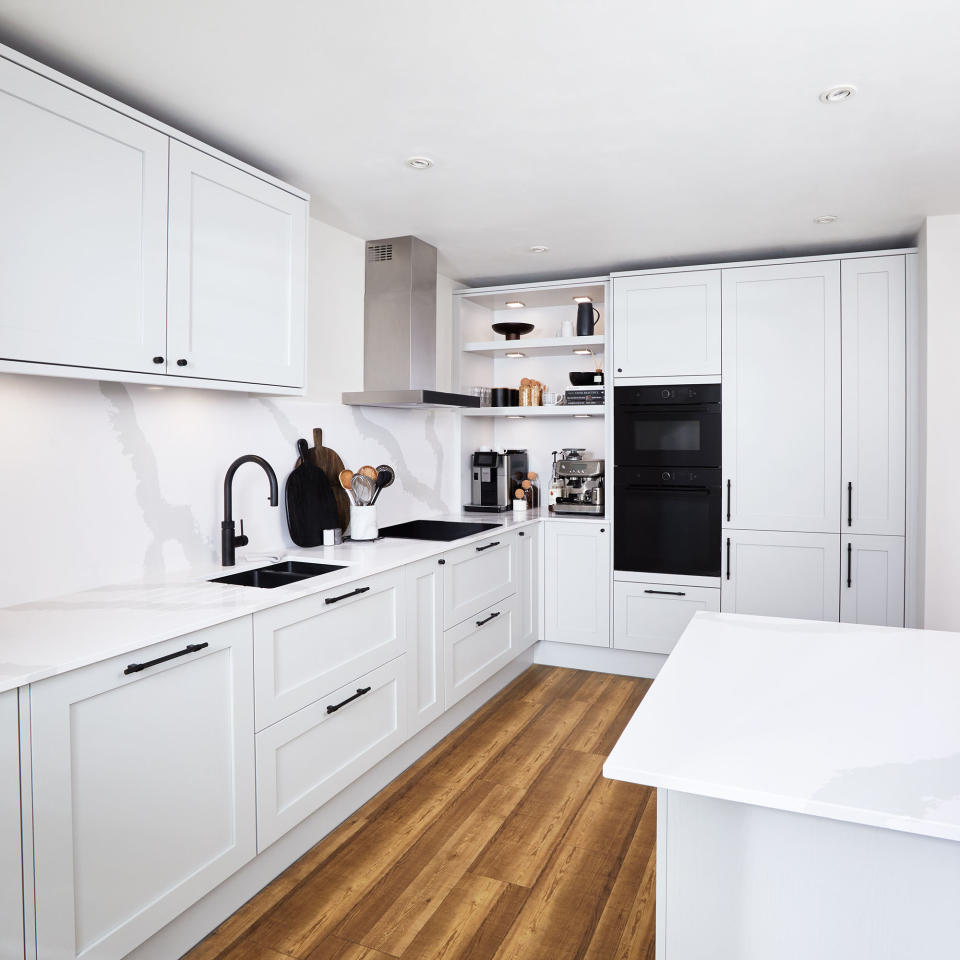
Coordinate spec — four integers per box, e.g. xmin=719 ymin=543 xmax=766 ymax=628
xmin=221 ymin=455 xmax=279 ymax=566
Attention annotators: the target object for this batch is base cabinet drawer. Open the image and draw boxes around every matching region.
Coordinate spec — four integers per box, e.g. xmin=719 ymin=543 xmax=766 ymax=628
xmin=255 ymin=657 xmax=407 ymax=850
xmin=443 ymin=533 xmax=517 ymax=628
xmin=443 ymin=594 xmax=517 ymax=708
xmin=31 ymin=619 xmax=256 ymax=960
xmin=254 ymin=569 xmax=404 ymax=730
xmin=614 ymin=581 xmax=720 ymax=655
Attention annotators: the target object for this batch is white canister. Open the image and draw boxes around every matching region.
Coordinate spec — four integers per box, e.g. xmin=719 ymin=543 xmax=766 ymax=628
xmin=512 ymin=498 xmax=528 ymax=512
xmin=350 ymin=504 xmax=378 ymax=541
xmin=560 ymin=318 xmax=575 ymax=338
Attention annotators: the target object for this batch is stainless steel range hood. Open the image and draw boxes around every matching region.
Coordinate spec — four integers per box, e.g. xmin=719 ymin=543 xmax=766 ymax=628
xmin=342 ymin=236 xmax=479 ymax=409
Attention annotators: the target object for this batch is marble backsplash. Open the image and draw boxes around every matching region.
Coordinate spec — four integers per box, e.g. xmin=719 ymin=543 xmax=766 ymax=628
xmin=0 ymin=373 xmax=458 ymax=607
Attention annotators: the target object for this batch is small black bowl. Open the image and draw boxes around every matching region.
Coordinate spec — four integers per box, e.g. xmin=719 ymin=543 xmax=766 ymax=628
xmin=569 ymin=371 xmax=604 ymax=386
xmin=492 ymin=321 xmax=535 ymax=341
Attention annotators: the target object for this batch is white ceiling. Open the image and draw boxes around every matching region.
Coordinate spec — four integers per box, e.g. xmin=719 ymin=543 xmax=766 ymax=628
xmin=0 ymin=1 xmax=955 ymax=284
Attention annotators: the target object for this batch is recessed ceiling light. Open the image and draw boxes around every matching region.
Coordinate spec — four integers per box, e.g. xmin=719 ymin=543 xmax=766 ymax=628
xmin=819 ymin=85 xmax=857 ymax=104
xmin=505 ymin=351 xmax=526 ymax=358
xmin=405 ymin=156 xmax=434 ymax=169
xmin=505 ymin=300 xmax=525 ymax=309
xmin=814 ymin=214 xmax=839 ymax=225
xmin=573 ymin=296 xmax=593 ymax=304
xmin=572 ymin=348 xmax=593 ymax=355
xmin=529 ymin=245 xmax=549 ymax=254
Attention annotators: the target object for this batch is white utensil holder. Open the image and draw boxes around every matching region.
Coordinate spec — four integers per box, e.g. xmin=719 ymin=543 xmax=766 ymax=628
xmin=350 ymin=504 xmax=378 ymax=541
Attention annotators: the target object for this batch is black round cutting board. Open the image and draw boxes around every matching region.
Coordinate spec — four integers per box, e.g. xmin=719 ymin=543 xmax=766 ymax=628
xmin=285 ymin=438 xmax=340 ymax=547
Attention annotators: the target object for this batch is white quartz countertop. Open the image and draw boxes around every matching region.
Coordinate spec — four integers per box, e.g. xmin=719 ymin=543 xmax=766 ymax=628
xmin=0 ymin=512 xmax=544 ymax=694
xmin=604 ymin=612 xmax=960 ymax=843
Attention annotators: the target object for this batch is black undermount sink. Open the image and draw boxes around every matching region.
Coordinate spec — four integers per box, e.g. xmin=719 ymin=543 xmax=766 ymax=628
xmin=210 ymin=560 xmax=346 ymax=589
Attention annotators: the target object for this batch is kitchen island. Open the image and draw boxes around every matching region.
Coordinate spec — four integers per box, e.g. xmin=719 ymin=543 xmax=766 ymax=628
xmin=604 ymin=612 xmax=960 ymax=960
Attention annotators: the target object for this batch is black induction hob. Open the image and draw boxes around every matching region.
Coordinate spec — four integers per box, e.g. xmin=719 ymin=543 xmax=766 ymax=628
xmin=377 ymin=519 xmax=502 ymax=542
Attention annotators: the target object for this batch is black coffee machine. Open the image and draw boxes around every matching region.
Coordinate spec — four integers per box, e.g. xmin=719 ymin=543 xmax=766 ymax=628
xmin=465 ymin=449 xmax=529 ymax=512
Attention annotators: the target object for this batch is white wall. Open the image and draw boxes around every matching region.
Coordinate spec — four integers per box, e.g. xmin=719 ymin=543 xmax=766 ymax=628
xmin=920 ymin=214 xmax=960 ymax=630
xmin=0 ymin=218 xmax=460 ymax=607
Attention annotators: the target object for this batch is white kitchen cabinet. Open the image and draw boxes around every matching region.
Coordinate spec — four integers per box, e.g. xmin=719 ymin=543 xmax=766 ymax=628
xmin=841 ymin=535 xmax=905 ymax=627
xmin=30 ymin=619 xmax=255 ymax=960
xmin=515 ymin=524 xmax=541 ymax=650
xmin=0 ymin=690 xmax=23 ymax=960
xmin=722 ymin=530 xmax=840 ymax=622
xmin=253 ymin=569 xmax=403 ymax=730
xmin=613 ymin=581 xmax=720 ymax=655
xmin=256 ymin=656 xmax=407 ymax=850
xmin=406 ymin=557 xmax=444 ymax=736
xmin=167 ymin=140 xmax=307 ymax=388
xmin=444 ymin=594 xmax=519 ymax=708
xmin=722 ymin=261 xmax=841 ymax=533
xmin=544 ymin=521 xmax=610 ymax=647
xmin=613 ymin=270 xmax=721 ymax=378
xmin=0 ymin=54 xmax=168 ymax=374
xmin=841 ymin=256 xmax=906 ymax=536
xmin=443 ymin=531 xmax=517 ymax=629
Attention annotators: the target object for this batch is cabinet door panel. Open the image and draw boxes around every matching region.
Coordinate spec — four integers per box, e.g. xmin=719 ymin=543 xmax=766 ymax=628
xmin=0 ymin=56 xmax=168 ymax=373
xmin=722 ymin=530 xmax=840 ymax=622
xmin=544 ymin=522 xmax=610 ymax=647
xmin=256 ymin=657 xmax=406 ymax=850
xmin=613 ymin=271 xmax=721 ymax=378
xmin=444 ymin=595 xmax=517 ymax=708
xmin=722 ymin=262 xmax=841 ymax=533
xmin=0 ymin=690 xmax=23 ymax=960
xmin=406 ymin=558 xmax=444 ymax=736
xmin=841 ymin=535 xmax=904 ymax=627
xmin=841 ymin=257 xmax=906 ymax=536
xmin=443 ymin=534 xmax=516 ymax=629
xmin=614 ymin=581 xmax=720 ymax=655
xmin=31 ymin=619 xmax=255 ymax=960
xmin=167 ymin=140 xmax=306 ymax=387
xmin=516 ymin=525 xmax=541 ymax=650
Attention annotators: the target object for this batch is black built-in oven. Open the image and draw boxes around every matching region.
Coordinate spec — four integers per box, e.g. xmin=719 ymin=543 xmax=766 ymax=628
xmin=614 ymin=384 xmax=721 ymax=577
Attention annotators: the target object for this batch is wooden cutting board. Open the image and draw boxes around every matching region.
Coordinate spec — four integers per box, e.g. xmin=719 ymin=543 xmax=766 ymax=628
xmin=297 ymin=427 xmax=350 ymax=533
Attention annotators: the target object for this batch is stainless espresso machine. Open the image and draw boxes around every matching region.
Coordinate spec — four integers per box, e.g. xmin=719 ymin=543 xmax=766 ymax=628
xmin=553 ymin=448 xmax=605 ymax=515
xmin=465 ymin=449 xmax=529 ymax=512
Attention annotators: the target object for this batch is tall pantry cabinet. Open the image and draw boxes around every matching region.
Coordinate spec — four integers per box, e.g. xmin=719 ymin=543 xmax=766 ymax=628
xmin=721 ymin=255 xmax=906 ymax=625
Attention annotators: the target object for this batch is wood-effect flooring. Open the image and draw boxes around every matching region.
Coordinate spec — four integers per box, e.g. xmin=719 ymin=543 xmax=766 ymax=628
xmin=183 ymin=665 xmax=655 ymax=960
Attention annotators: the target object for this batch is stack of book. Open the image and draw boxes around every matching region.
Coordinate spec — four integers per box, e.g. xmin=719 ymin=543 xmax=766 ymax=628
xmin=564 ymin=388 xmax=605 ymax=406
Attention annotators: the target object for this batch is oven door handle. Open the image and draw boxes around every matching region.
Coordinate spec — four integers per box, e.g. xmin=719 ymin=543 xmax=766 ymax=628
xmin=619 ymin=485 xmax=712 ymax=496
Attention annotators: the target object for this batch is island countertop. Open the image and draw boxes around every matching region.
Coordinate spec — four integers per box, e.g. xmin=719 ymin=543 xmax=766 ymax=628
xmin=604 ymin=611 xmax=960 ymax=843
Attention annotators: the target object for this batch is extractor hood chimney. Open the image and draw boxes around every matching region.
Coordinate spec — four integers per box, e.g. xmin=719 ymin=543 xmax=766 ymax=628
xmin=342 ymin=236 xmax=479 ymax=408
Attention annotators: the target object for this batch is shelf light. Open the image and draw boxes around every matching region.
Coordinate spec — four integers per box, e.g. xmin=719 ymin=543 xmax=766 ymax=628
xmin=573 ymin=296 xmax=593 ymax=303
xmin=505 ymin=300 xmax=525 ymax=309
xmin=573 ymin=414 xmax=593 ymax=419
xmin=505 ymin=414 xmax=526 ymax=419
xmin=505 ymin=351 xmax=526 ymax=358
xmin=572 ymin=348 xmax=593 ymax=355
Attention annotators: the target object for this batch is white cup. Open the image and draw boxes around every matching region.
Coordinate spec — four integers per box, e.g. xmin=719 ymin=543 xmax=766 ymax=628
xmin=350 ymin=504 xmax=378 ymax=541
xmin=560 ymin=319 xmax=574 ymax=338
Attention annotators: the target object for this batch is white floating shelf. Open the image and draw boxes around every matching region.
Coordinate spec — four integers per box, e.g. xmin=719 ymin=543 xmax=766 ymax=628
xmin=461 ymin=405 xmax=605 ymax=418
xmin=461 ymin=335 xmax=605 ymax=359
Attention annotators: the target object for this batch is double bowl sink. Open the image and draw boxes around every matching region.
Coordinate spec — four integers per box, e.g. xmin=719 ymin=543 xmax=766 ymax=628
xmin=210 ymin=560 xmax=346 ymax=590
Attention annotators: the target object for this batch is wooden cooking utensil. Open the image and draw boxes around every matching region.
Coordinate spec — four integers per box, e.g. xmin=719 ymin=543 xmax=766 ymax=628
xmin=358 ymin=465 xmax=378 ymax=481
xmin=339 ymin=469 xmax=356 ymax=504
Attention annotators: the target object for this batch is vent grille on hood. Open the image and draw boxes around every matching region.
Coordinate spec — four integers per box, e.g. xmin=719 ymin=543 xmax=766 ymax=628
xmin=367 ymin=242 xmax=393 ymax=263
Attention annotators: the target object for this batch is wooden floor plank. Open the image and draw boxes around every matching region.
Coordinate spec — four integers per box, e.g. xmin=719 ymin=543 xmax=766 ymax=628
xmin=181 ymin=667 xmax=654 ymax=960
xmin=470 ymin=748 xmax=603 ymax=887
xmin=401 ymin=873 xmax=529 ymax=960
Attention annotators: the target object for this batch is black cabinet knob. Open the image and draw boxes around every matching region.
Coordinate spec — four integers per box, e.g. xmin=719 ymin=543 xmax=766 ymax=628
xmin=177 ymin=359 xmax=188 ymax=367
xmin=152 ymin=356 xmax=164 ymax=364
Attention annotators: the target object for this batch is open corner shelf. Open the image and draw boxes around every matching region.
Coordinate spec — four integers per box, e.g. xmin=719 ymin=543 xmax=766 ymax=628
xmin=461 ymin=335 xmax=605 ymax=359
xmin=460 ymin=405 xmax=605 ymax=418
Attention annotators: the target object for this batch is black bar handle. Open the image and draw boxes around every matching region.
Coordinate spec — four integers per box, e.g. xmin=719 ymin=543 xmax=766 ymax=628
xmin=475 ymin=541 xmax=501 ymax=552
xmin=726 ymin=479 xmax=731 ymax=522
xmin=476 ymin=611 xmax=501 ymax=627
xmin=847 ymin=482 xmax=853 ymax=527
xmin=847 ymin=542 xmax=853 ymax=588
xmin=125 ymin=642 xmax=208 ymax=676
xmin=623 ymin=485 xmax=710 ymax=496
xmin=325 ymin=586 xmax=371 ymax=605
xmin=326 ymin=686 xmax=372 ymax=714
xmin=644 ymin=589 xmax=686 ymax=596
xmin=726 ymin=538 xmax=731 ymax=581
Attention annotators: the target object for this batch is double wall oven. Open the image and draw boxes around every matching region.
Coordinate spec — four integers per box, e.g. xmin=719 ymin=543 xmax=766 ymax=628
xmin=614 ymin=384 xmax=721 ymax=577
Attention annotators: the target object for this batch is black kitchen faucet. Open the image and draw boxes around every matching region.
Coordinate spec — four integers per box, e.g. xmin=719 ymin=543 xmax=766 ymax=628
xmin=221 ymin=455 xmax=279 ymax=566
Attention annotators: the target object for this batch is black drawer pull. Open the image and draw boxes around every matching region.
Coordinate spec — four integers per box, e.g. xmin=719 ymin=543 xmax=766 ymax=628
xmin=475 ymin=541 xmax=501 ymax=552
xmin=326 ymin=686 xmax=371 ymax=714
xmin=476 ymin=611 xmax=501 ymax=627
xmin=726 ymin=538 xmax=731 ymax=581
xmin=847 ymin=482 xmax=853 ymax=527
xmin=847 ymin=542 xmax=853 ymax=588
xmin=726 ymin=479 xmax=731 ymax=521
xmin=644 ymin=589 xmax=686 ymax=596
xmin=124 ymin=642 xmax=208 ymax=676
xmin=325 ymin=586 xmax=371 ymax=604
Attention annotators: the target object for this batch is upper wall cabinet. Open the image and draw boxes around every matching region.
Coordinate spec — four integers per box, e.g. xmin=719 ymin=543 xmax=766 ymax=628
xmin=0 ymin=56 xmax=169 ymax=374
xmin=722 ymin=261 xmax=841 ymax=533
xmin=0 ymin=49 xmax=307 ymax=392
xmin=840 ymin=256 xmax=906 ymax=536
xmin=613 ymin=270 xmax=721 ymax=379
xmin=167 ymin=142 xmax=306 ymax=388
